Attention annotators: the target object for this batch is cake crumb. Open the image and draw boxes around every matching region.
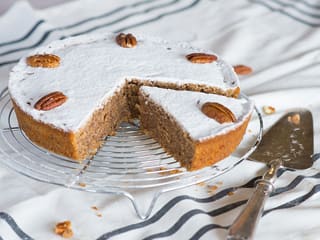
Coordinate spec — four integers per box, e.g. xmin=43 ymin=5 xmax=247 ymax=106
xmin=158 ymin=167 xmax=182 ymax=175
xmin=54 ymin=220 xmax=73 ymax=238
xmin=91 ymin=206 xmax=98 ymax=211
xmin=208 ymin=185 xmax=218 ymax=191
xmin=263 ymin=105 xmax=276 ymax=115
xmin=91 ymin=206 xmax=103 ymax=218
xmin=167 ymin=169 xmax=183 ymax=175
xmin=288 ymin=113 xmax=300 ymax=125
xmin=197 ymin=182 xmax=206 ymax=187
xmin=227 ymin=191 xmax=235 ymax=196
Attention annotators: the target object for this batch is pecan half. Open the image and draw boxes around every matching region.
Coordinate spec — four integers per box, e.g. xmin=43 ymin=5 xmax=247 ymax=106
xmin=233 ymin=65 xmax=253 ymax=75
xmin=55 ymin=220 xmax=73 ymax=238
xmin=201 ymin=102 xmax=236 ymax=123
xmin=34 ymin=91 xmax=67 ymax=111
xmin=186 ymin=53 xmax=217 ymax=64
xmin=26 ymin=54 xmax=60 ymax=68
xmin=116 ymin=33 xmax=137 ymax=48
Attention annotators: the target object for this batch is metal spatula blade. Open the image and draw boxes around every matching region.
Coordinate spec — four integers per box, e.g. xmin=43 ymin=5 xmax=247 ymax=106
xmin=249 ymin=109 xmax=313 ymax=169
xmin=228 ymin=109 xmax=314 ymax=240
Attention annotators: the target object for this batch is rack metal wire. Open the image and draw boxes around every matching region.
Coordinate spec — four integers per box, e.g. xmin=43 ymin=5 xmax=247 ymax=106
xmin=0 ymin=88 xmax=263 ymax=219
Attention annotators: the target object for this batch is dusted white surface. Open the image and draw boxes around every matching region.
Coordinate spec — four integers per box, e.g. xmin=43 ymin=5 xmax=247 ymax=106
xmin=1 ymin=1 xmax=320 ymax=240
xmin=9 ymin=32 xmax=238 ymax=131
xmin=140 ymin=86 xmax=253 ymax=141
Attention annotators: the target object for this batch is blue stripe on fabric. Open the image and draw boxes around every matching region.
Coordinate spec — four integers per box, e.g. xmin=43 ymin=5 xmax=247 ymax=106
xmin=0 ymin=212 xmax=34 ymax=240
xmin=290 ymin=0 xmax=320 ymax=9
xmin=189 ymin=224 xmax=227 ymax=240
xmin=0 ymin=0 xmax=179 ymax=57
xmin=96 ymin=177 xmax=259 ymax=240
xmin=68 ymin=0 xmax=197 ymax=37
xmin=141 ymin=201 xmax=246 ymax=240
xmin=0 ymin=20 xmax=45 ymax=48
xmin=0 ymin=0 xmax=157 ymax=47
xmin=264 ymin=184 xmax=320 ymax=216
xmin=269 ymin=0 xmax=320 ymax=18
xmin=0 ymin=0 xmax=197 ymax=67
xmin=179 ymin=181 xmax=320 ymax=239
xmin=252 ymin=0 xmax=320 ymax=27
xmin=97 ymin=165 xmax=319 ymax=240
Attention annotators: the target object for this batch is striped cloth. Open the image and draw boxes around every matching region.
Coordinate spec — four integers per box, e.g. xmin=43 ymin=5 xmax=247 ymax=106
xmin=1 ymin=0 xmax=320 ymax=239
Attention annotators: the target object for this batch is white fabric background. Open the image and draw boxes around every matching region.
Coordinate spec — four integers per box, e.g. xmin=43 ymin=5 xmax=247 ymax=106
xmin=0 ymin=0 xmax=320 ymax=239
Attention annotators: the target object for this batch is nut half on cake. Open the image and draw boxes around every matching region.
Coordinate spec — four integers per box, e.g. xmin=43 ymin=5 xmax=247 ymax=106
xmin=8 ymin=32 xmax=252 ymax=171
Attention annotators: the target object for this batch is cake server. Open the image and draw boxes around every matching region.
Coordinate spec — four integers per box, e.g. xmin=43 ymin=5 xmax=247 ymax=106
xmin=227 ymin=109 xmax=314 ymax=240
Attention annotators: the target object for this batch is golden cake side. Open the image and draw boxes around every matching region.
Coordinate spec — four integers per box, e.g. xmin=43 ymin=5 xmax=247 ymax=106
xmin=11 ymin=87 xmax=130 ymax=160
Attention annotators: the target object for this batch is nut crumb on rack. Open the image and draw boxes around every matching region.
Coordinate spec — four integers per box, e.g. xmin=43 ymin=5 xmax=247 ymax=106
xmin=263 ymin=105 xmax=276 ymax=115
xmin=158 ymin=167 xmax=183 ymax=175
xmin=227 ymin=191 xmax=235 ymax=196
xmin=196 ymin=182 xmax=206 ymax=187
xmin=54 ymin=220 xmax=73 ymax=238
xmin=208 ymin=185 xmax=218 ymax=191
xmin=167 ymin=169 xmax=183 ymax=175
xmin=288 ymin=113 xmax=300 ymax=125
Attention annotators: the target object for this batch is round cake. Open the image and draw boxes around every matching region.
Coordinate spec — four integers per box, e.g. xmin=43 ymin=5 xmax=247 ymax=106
xmin=8 ymin=32 xmax=251 ymax=170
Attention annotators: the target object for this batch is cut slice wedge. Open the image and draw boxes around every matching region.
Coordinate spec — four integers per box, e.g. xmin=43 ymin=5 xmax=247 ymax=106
xmin=138 ymin=86 xmax=253 ymax=170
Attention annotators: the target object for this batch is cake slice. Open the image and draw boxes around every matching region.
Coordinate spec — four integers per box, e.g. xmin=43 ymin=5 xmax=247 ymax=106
xmin=138 ymin=86 xmax=253 ymax=171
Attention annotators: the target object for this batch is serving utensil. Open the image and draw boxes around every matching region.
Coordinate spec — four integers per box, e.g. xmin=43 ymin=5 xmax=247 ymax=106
xmin=228 ymin=109 xmax=314 ymax=240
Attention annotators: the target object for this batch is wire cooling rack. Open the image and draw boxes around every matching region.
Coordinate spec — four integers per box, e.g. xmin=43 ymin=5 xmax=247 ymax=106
xmin=0 ymin=88 xmax=263 ymax=219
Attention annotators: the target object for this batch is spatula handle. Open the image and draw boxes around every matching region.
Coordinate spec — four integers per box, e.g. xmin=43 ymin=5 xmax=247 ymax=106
xmin=227 ymin=159 xmax=282 ymax=240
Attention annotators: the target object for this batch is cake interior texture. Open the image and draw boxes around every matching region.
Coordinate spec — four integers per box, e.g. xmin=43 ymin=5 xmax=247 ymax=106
xmin=138 ymin=87 xmax=252 ymax=171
